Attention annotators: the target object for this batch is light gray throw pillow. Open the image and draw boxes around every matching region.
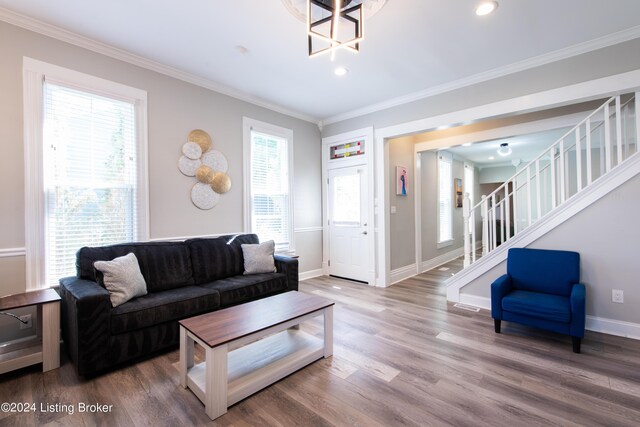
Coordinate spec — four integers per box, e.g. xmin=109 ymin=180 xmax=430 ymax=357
xmin=242 ymin=240 xmax=277 ymax=274
xmin=94 ymin=253 xmax=147 ymax=307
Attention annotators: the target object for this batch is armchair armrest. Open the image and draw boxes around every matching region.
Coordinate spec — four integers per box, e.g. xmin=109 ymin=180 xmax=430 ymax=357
xmin=59 ymin=276 xmax=112 ymax=375
xmin=274 ymin=255 xmax=299 ymax=292
xmin=570 ymin=283 xmax=586 ymax=338
xmin=490 ymin=274 xmax=512 ymax=319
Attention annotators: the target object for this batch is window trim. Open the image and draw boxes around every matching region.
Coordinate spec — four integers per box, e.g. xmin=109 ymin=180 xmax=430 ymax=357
xmin=242 ymin=117 xmax=295 ymax=252
xmin=23 ymin=57 xmax=149 ymax=290
xmin=436 ymin=151 xmax=453 ymax=247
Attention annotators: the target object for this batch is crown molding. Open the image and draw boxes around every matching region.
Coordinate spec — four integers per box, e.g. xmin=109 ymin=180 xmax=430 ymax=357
xmin=0 ymin=7 xmax=320 ymax=125
xmin=322 ymin=25 xmax=640 ymax=126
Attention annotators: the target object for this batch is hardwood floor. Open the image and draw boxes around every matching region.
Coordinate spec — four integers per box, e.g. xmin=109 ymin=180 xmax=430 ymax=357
xmin=2 ymin=258 xmax=640 ymax=426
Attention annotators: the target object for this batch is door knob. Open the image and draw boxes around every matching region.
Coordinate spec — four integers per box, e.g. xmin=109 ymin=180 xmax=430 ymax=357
xmin=362 ymin=231 xmax=368 ymax=235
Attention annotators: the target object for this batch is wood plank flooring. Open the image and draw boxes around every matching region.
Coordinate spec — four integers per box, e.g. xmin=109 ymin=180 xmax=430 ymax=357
xmin=2 ymin=257 xmax=640 ymax=426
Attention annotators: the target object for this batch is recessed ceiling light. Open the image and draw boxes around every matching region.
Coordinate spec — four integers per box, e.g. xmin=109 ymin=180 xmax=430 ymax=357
xmin=488 ymin=156 xmax=495 ymax=160
xmin=462 ymin=143 xmax=472 ymax=147
xmin=235 ymin=45 xmax=249 ymax=55
xmin=334 ymin=67 xmax=349 ymax=76
xmin=497 ymin=142 xmax=512 ymax=156
xmin=476 ymin=1 xmax=498 ymax=16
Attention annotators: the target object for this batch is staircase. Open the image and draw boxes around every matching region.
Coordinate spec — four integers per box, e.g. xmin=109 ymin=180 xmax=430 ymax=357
xmin=447 ymin=92 xmax=639 ymax=302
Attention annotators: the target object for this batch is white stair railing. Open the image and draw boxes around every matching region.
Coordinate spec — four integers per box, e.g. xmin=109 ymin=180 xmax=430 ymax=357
xmin=462 ymin=93 xmax=638 ymax=267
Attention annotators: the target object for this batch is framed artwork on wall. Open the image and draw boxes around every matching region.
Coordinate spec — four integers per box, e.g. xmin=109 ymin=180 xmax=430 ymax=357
xmin=396 ymin=166 xmax=408 ymax=196
xmin=455 ymin=178 xmax=463 ymax=208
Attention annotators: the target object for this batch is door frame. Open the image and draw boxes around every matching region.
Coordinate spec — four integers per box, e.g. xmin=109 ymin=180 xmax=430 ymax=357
xmin=322 ymin=127 xmax=376 ymax=286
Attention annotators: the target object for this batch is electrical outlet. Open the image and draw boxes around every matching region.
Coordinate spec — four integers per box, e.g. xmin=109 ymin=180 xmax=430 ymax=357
xmin=19 ymin=314 xmax=32 ymax=330
xmin=612 ymin=289 xmax=624 ymax=304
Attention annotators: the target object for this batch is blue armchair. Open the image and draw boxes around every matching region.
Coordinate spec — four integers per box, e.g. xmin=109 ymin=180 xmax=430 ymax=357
xmin=491 ymin=248 xmax=586 ymax=353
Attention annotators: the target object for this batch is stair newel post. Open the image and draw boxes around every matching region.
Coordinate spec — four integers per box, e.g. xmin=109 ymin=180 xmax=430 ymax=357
xmin=481 ymin=195 xmax=488 ymax=256
xmin=463 ymin=193 xmax=470 ymax=267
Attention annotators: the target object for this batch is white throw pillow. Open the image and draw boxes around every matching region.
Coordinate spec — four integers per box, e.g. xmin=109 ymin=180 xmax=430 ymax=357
xmin=94 ymin=253 xmax=148 ymax=307
xmin=241 ymin=240 xmax=277 ymax=275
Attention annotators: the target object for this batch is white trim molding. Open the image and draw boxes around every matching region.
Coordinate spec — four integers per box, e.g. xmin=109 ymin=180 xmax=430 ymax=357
xmin=294 ymin=227 xmax=323 ymax=233
xmin=0 ymin=248 xmax=27 ymax=258
xmin=300 ymin=269 xmax=324 ymax=281
xmin=420 ymin=247 xmax=464 ymax=273
xmin=322 ymin=25 xmax=640 ymax=125
xmin=0 ymin=7 xmax=318 ymax=125
xmin=390 ymin=263 xmax=418 ymax=285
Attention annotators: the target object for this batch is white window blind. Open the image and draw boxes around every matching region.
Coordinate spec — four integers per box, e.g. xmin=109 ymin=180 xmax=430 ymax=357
xmin=249 ymin=130 xmax=291 ymax=250
xmin=42 ymin=81 xmax=142 ymax=287
xmin=438 ymin=152 xmax=453 ymax=243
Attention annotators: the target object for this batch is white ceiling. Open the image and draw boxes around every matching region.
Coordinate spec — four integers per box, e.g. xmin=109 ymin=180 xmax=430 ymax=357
xmin=1 ymin=0 xmax=640 ymax=122
xmin=446 ymin=128 xmax=571 ymax=168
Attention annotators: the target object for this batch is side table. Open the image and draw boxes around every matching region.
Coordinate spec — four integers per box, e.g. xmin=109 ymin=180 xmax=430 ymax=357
xmin=0 ymin=288 xmax=61 ymax=374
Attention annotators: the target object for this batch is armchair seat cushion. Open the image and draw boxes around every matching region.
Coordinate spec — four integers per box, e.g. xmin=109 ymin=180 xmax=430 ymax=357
xmin=502 ymin=290 xmax=570 ymax=323
xmin=198 ymin=273 xmax=287 ymax=307
xmin=111 ymin=286 xmax=220 ymax=334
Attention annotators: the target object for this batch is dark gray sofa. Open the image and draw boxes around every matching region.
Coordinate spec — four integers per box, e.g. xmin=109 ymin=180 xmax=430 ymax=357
xmin=59 ymin=234 xmax=298 ymax=376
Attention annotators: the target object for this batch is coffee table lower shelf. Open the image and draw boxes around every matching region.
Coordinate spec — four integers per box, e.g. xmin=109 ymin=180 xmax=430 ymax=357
xmin=185 ymin=329 xmax=323 ymax=408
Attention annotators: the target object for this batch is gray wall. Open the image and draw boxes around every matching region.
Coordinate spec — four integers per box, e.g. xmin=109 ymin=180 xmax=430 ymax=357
xmin=462 ymin=172 xmax=640 ymax=324
xmin=388 ymin=138 xmax=415 ymax=270
xmin=0 ymin=22 xmax=322 ymax=338
xmin=479 ymin=165 xmax=516 ymax=184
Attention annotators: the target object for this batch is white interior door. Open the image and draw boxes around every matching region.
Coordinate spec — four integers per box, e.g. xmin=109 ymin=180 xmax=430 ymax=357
xmin=328 ymin=166 xmax=369 ymax=283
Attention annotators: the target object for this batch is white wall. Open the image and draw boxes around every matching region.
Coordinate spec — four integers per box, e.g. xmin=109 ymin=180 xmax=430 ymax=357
xmin=0 ymin=21 xmax=323 ymax=339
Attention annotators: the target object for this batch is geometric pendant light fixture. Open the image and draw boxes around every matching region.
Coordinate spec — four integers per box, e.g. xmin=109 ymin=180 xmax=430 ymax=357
xmin=307 ymin=0 xmax=362 ymax=58
xmin=281 ymin=0 xmax=387 ymax=58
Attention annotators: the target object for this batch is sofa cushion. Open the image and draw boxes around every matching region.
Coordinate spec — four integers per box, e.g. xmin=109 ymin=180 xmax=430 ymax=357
xmin=77 ymin=241 xmax=194 ymax=293
xmin=198 ymin=272 xmax=287 ymax=307
xmin=187 ymin=234 xmax=259 ymax=284
xmin=502 ymin=290 xmax=571 ymax=323
xmin=242 ymin=240 xmax=277 ymax=274
xmin=94 ymin=253 xmax=148 ymax=307
xmin=110 ymin=286 xmax=220 ymax=334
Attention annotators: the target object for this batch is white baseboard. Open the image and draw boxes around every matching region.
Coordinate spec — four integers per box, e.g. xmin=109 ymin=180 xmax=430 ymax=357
xmin=390 ymin=263 xmax=418 ymax=285
xmin=299 ymin=269 xmax=324 ymax=281
xmin=459 ymin=294 xmax=491 ymax=310
xmin=586 ymin=315 xmax=640 ymax=340
xmin=420 ymin=247 xmax=464 ymax=273
xmin=457 ymin=293 xmax=640 ymax=341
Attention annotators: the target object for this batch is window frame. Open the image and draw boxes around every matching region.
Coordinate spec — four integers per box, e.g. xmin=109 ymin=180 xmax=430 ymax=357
xmin=23 ymin=57 xmax=149 ymax=290
xmin=436 ymin=151 xmax=453 ymax=248
xmin=242 ymin=117 xmax=295 ymax=253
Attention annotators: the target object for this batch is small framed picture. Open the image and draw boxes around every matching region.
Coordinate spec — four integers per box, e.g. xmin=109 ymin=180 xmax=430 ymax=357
xmin=454 ymin=178 xmax=463 ymax=207
xmin=396 ymin=166 xmax=408 ymax=196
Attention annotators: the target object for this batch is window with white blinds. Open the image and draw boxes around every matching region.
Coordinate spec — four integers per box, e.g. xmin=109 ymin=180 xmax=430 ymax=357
xmin=438 ymin=152 xmax=453 ymax=243
xmin=244 ymin=119 xmax=294 ymax=252
xmin=24 ymin=58 xmax=148 ymax=290
xmin=41 ymin=82 xmax=143 ymax=287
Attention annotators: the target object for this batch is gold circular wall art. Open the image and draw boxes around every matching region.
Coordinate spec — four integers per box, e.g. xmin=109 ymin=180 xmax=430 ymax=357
xmin=178 ymin=129 xmax=231 ymax=210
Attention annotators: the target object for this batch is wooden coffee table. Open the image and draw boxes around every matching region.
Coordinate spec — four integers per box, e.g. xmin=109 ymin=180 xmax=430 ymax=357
xmin=179 ymin=291 xmax=334 ymax=420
